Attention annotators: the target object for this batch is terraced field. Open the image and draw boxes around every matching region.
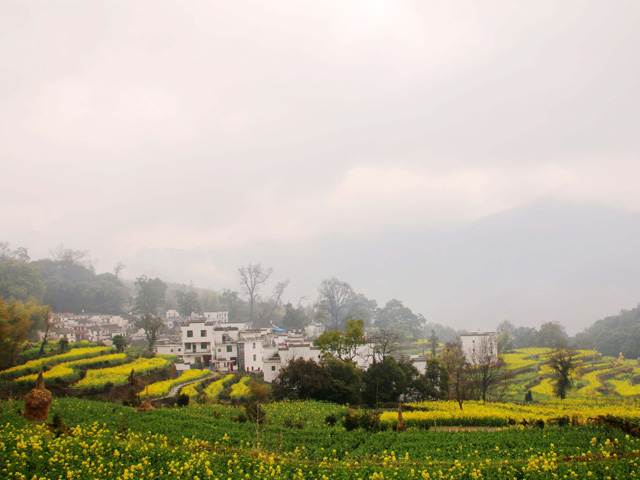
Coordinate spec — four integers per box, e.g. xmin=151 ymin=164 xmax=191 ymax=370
xmin=503 ymin=348 xmax=640 ymax=400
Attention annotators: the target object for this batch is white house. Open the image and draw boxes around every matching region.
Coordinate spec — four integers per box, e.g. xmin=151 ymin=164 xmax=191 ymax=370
xmin=263 ymin=343 xmax=324 ymax=383
xmin=460 ymin=332 xmax=498 ymax=365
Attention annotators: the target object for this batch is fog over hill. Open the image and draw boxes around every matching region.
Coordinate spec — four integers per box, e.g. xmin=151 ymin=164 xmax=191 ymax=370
xmin=116 ymin=199 xmax=640 ymax=335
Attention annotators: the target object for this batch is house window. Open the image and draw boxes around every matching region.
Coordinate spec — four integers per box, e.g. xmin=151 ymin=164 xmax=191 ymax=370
xmin=252 ymin=343 xmax=256 ymax=349
xmin=218 ymin=348 xmax=221 ymax=353
xmin=201 ymin=343 xmax=207 ymax=349
xmin=185 ymin=343 xmax=191 ymax=349
xmin=253 ymin=354 xmax=256 ymax=361
xmin=187 ymin=330 xmax=193 ymax=338
xmin=201 ymin=330 xmax=206 ymax=337
xmin=170 ymin=349 xmax=173 ymax=353
xmin=178 ymin=348 xmax=181 ymax=352
xmin=226 ymin=346 xmax=232 ymax=352
xmin=271 ymin=366 xmax=276 ymax=371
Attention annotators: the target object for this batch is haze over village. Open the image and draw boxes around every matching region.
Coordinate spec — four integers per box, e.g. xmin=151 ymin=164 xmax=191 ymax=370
xmin=5 ymin=3 xmax=640 ymax=480
xmin=2 ymin=1 xmax=640 ymax=339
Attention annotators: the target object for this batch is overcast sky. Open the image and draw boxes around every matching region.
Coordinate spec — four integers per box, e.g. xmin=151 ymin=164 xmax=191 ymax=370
xmin=1 ymin=1 xmax=639 ymax=332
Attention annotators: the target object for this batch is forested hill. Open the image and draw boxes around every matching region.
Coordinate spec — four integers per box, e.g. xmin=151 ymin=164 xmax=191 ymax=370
xmin=576 ymin=305 xmax=640 ymax=359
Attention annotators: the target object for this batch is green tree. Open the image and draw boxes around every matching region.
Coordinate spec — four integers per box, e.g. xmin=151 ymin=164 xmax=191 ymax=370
xmin=548 ymin=348 xmax=576 ymax=400
xmin=421 ymin=357 xmax=449 ymax=400
xmin=0 ymin=259 xmax=46 ymax=303
xmin=281 ymin=302 xmax=308 ymax=331
xmin=536 ymin=322 xmax=568 ymax=349
xmin=496 ymin=320 xmax=516 ymax=352
xmin=58 ymin=337 xmax=69 ymax=353
xmin=429 ymin=329 xmax=439 ymax=356
xmin=220 ymin=289 xmax=244 ymax=322
xmin=314 ymin=318 xmax=366 ymax=362
xmin=134 ymin=276 xmax=167 ymax=315
xmin=324 ymin=358 xmax=365 ymax=405
xmin=375 ymin=299 xmax=423 ymax=338
xmin=351 ymin=293 xmax=377 ymax=327
xmin=176 ymin=289 xmax=201 ymax=318
xmin=135 ymin=313 xmax=164 ymax=350
xmin=363 ymin=356 xmax=406 ymax=407
xmin=0 ymin=297 xmax=46 ymax=368
xmin=272 ymin=358 xmax=330 ymax=401
xmin=112 ymin=334 xmax=128 ymax=353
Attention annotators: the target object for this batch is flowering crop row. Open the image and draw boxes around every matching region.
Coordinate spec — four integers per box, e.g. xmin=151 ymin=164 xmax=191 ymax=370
xmin=381 ymin=399 xmax=640 ymax=428
xmin=142 ymin=368 xmax=211 ymax=399
xmin=202 ymin=373 xmax=234 ymax=400
xmin=11 ymin=353 xmax=127 ymax=386
xmin=0 ymin=346 xmax=112 ymax=379
xmin=230 ymin=375 xmax=251 ymax=398
xmin=72 ymin=357 xmax=171 ymax=390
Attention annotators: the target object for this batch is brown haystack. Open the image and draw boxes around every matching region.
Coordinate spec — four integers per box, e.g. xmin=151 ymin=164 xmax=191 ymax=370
xmin=24 ymin=372 xmax=52 ymax=422
xmin=137 ymin=385 xmax=155 ymax=412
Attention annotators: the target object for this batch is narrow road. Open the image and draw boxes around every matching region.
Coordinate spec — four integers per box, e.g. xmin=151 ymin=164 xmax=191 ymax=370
xmin=154 ymin=371 xmax=219 ymax=400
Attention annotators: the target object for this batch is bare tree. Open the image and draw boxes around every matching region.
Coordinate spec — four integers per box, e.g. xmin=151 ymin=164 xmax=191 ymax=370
xmin=442 ymin=342 xmax=474 ymax=410
xmin=468 ymin=337 xmax=506 ymax=402
xmin=114 ymin=261 xmax=126 ymax=279
xmin=257 ymin=279 xmax=289 ymax=326
xmin=238 ymin=263 xmax=273 ymax=323
xmin=315 ymin=277 xmax=356 ymax=330
xmin=371 ymin=329 xmax=401 ymax=363
xmin=136 ymin=313 xmax=164 ymax=351
xmin=50 ymin=244 xmax=93 ymax=269
xmin=38 ymin=307 xmax=54 ymax=357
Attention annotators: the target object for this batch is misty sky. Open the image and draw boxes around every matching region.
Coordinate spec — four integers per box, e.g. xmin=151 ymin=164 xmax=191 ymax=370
xmin=1 ymin=1 xmax=639 ymax=333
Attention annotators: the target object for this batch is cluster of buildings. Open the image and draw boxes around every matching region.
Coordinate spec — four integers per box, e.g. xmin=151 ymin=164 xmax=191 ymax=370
xmin=48 ymin=310 xmax=498 ymax=383
xmin=50 ymin=314 xmax=131 ymax=344
xmin=155 ymin=311 xmax=373 ymax=382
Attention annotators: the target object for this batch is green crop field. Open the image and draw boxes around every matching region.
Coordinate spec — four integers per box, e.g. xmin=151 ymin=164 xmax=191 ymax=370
xmin=3 ymin=397 xmax=640 ymax=479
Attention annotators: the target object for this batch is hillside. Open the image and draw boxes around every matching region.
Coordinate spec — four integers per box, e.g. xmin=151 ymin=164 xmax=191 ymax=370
xmin=502 ymin=348 xmax=640 ymax=401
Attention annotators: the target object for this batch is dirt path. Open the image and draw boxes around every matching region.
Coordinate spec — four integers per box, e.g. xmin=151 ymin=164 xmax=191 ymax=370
xmin=156 ymin=372 xmax=219 ymax=400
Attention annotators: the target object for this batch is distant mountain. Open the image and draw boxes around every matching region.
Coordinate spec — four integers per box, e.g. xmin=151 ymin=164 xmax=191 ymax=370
xmin=132 ymin=199 xmax=640 ymax=335
xmin=270 ymin=199 xmax=640 ymax=334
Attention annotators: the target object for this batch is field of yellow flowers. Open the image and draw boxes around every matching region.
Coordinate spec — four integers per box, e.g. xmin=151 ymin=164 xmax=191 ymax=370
xmin=503 ymin=348 xmax=640 ymax=401
xmin=3 ymin=397 xmax=640 ymax=479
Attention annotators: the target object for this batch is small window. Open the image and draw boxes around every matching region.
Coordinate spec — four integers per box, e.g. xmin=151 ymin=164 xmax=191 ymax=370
xmin=253 ymin=354 xmax=256 ymax=361
xmin=170 ymin=349 xmax=173 ymax=353
xmin=271 ymin=366 xmax=276 ymax=371
xmin=226 ymin=345 xmax=232 ymax=352
xmin=185 ymin=343 xmax=191 ymax=349
xmin=218 ymin=348 xmax=221 ymax=353
xmin=201 ymin=330 xmax=206 ymax=337
xmin=252 ymin=343 xmax=256 ymax=349
xmin=187 ymin=330 xmax=193 ymax=338
xmin=178 ymin=348 xmax=181 ymax=352
xmin=201 ymin=343 xmax=207 ymax=349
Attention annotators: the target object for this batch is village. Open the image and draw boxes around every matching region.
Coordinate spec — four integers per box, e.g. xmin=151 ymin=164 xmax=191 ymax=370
xmin=49 ymin=310 xmax=497 ymax=382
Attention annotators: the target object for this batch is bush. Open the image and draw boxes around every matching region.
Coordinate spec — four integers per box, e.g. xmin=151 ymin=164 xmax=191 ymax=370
xmin=325 ymin=414 xmax=338 ymax=426
xmin=342 ymin=409 xmax=382 ymax=432
xmin=234 ymin=412 xmax=248 ymax=423
xmin=176 ymin=393 xmax=189 ymax=407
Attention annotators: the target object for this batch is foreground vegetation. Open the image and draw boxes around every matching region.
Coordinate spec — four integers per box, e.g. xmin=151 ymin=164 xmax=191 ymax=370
xmin=3 ymin=397 xmax=640 ymax=479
